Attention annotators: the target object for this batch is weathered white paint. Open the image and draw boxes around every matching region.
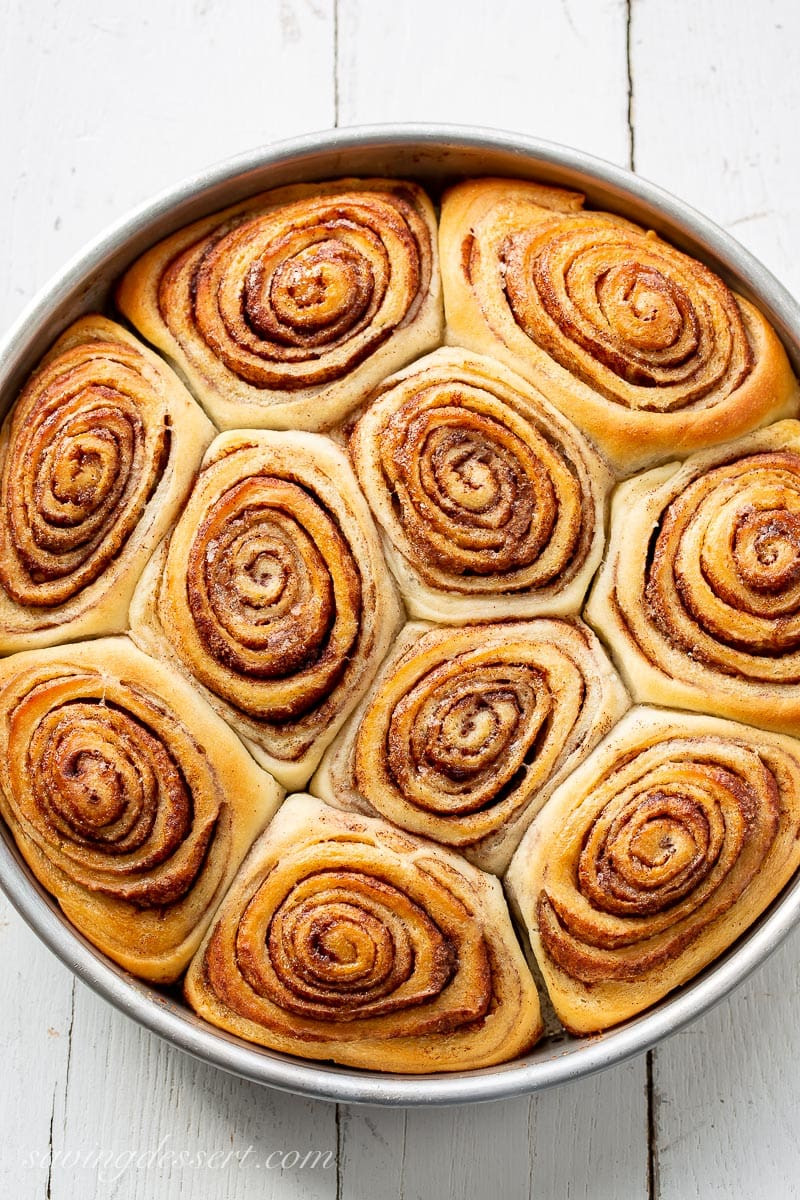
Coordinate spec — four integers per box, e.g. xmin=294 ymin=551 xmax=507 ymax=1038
xmin=0 ymin=0 xmax=335 ymax=330
xmin=336 ymin=0 xmax=630 ymax=166
xmin=1 ymin=1 xmax=798 ymax=1196
xmin=634 ymin=3 xmax=800 ymax=1195
xmin=633 ymin=0 xmax=800 ymax=295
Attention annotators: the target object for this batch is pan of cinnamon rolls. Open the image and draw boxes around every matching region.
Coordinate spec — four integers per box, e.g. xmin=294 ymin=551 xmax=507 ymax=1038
xmin=2 ymin=128 xmax=800 ymax=1104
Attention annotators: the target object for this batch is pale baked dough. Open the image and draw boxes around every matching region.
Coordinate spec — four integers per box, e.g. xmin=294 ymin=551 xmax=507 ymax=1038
xmin=0 ymin=637 xmax=283 ymax=982
xmin=185 ymin=794 xmax=542 ymax=1072
xmin=0 ymin=315 xmax=214 ymax=654
xmin=440 ymin=178 xmax=798 ymax=473
xmin=130 ymin=429 xmax=404 ymax=790
xmin=312 ymin=618 xmax=629 ymax=874
xmin=506 ymin=706 xmax=800 ymax=1033
xmin=348 ymin=347 xmax=613 ymax=620
xmin=586 ymin=419 xmax=800 ymax=735
xmin=117 ymin=179 xmax=443 ymax=431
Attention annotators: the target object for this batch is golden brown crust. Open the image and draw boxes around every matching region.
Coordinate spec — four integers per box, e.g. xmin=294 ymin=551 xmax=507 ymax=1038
xmin=117 ymin=179 xmax=443 ymax=431
xmin=129 ymin=429 xmax=403 ymax=790
xmin=3 ymin=172 xmax=799 ymax=1067
xmin=184 ymin=794 xmax=542 ymax=1072
xmin=440 ymin=178 xmax=798 ymax=472
xmin=586 ymin=419 xmax=800 ymax=733
xmin=505 ymin=707 xmax=800 ymax=1033
xmin=348 ymin=348 xmax=613 ymax=620
xmin=312 ymin=619 xmax=629 ymax=874
xmin=0 ymin=637 xmax=283 ymax=982
xmin=0 ymin=315 xmax=214 ymax=653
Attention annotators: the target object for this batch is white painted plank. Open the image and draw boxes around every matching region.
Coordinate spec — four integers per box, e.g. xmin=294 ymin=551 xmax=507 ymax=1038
xmin=0 ymin=0 xmax=336 ymax=329
xmin=339 ymin=1059 xmax=648 ymax=1200
xmin=650 ymin=930 xmax=800 ymax=1200
xmin=0 ymin=897 xmax=74 ymax=1197
xmin=336 ymin=0 xmax=630 ymax=168
xmin=50 ymin=981 xmax=337 ymax=1200
xmin=633 ymin=2 xmax=800 ymax=1196
xmin=335 ymin=4 xmax=649 ymax=1196
xmin=526 ymin=1059 xmax=649 ymax=1199
xmin=0 ymin=4 xmax=339 ymax=1199
xmin=632 ymin=0 xmax=800 ymax=295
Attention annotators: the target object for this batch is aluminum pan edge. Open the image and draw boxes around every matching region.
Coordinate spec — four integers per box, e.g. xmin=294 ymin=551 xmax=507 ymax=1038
xmin=1 ymin=124 xmax=800 ymax=1106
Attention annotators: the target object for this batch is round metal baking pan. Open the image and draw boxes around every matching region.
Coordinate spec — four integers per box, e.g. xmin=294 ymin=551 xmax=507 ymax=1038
xmin=2 ymin=125 xmax=800 ymax=1107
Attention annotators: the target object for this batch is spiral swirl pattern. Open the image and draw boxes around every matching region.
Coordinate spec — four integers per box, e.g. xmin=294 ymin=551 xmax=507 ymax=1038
xmin=129 ymin=430 xmax=402 ymax=790
xmin=647 ymin=452 xmax=800 ymax=665
xmin=312 ymin=620 xmax=629 ymax=873
xmin=185 ymin=795 xmax=542 ymax=1072
xmin=117 ymin=179 xmax=442 ymax=431
xmin=439 ymin=179 xmax=797 ymax=471
xmin=0 ymin=316 xmax=213 ymax=654
xmin=185 ymin=473 xmax=361 ymax=721
xmin=350 ymin=350 xmax=611 ymax=619
xmin=505 ymin=708 xmax=800 ymax=1032
xmin=5 ymin=671 xmax=216 ymax=905
xmin=502 ymin=216 xmax=752 ymax=410
xmin=586 ymin=421 xmax=800 ymax=734
xmin=0 ymin=639 xmax=282 ymax=981
xmin=1 ymin=329 xmax=166 ymax=603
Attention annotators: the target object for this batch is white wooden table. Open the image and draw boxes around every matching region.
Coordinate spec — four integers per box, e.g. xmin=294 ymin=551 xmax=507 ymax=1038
xmin=1 ymin=1 xmax=799 ymax=1196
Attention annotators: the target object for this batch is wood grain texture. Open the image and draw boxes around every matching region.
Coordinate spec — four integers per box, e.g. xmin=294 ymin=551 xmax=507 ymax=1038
xmin=650 ymin=928 xmax=800 ymax=1199
xmin=0 ymin=895 xmax=74 ymax=1197
xmin=336 ymin=0 xmax=630 ymax=166
xmin=633 ymin=0 xmax=800 ymax=295
xmin=1 ymin=0 xmax=798 ymax=1196
xmin=0 ymin=0 xmax=335 ymax=328
xmin=633 ymin=4 xmax=800 ymax=1195
xmin=339 ymin=1059 xmax=647 ymax=1200
xmin=51 ymin=980 xmax=338 ymax=1200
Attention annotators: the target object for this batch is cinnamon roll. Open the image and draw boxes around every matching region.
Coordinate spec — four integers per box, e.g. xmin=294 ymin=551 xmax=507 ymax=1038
xmin=0 ymin=637 xmax=283 ymax=982
xmin=505 ymin=707 xmax=800 ymax=1033
xmin=185 ymin=794 xmax=542 ymax=1072
xmin=0 ymin=315 xmax=214 ymax=654
xmin=440 ymin=179 xmax=798 ymax=472
xmin=129 ymin=430 xmax=403 ymax=790
xmin=117 ymin=179 xmax=442 ymax=431
xmin=348 ymin=348 xmax=612 ymax=620
xmin=586 ymin=420 xmax=800 ymax=735
xmin=312 ymin=619 xmax=629 ymax=874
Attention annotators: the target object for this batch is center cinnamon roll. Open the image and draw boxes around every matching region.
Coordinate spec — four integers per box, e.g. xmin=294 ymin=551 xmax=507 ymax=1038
xmin=312 ymin=619 xmax=629 ymax=873
xmin=349 ymin=348 xmax=612 ymax=620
